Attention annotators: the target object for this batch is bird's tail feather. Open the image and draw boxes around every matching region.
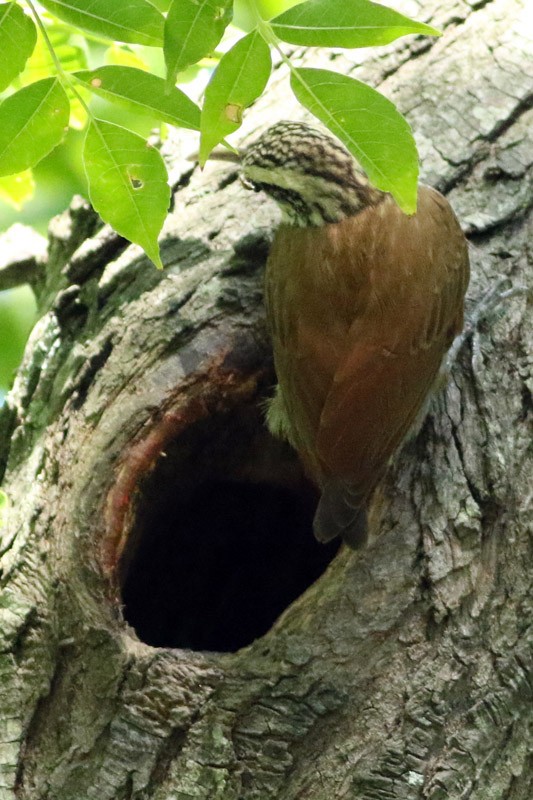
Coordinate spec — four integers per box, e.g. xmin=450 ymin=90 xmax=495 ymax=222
xmin=313 ymin=479 xmax=368 ymax=549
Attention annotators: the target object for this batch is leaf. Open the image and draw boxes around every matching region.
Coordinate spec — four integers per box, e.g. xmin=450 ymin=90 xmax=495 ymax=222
xmin=271 ymin=0 xmax=440 ymax=48
xmin=83 ymin=120 xmax=170 ymax=269
xmin=19 ymin=23 xmax=89 ymax=128
xmin=164 ymin=0 xmax=232 ymax=86
xmin=75 ymin=66 xmax=200 ymax=130
xmin=199 ymin=32 xmax=271 ymax=164
xmin=20 ymin=23 xmax=88 ymax=84
xmin=0 ymin=78 xmax=70 ymax=177
xmin=39 ymin=0 xmax=164 ymax=46
xmin=0 ymin=489 xmax=8 ymax=528
xmin=0 ymin=169 xmax=35 ymax=209
xmin=291 ymin=68 xmax=418 ymax=213
xmin=104 ymin=44 xmax=151 ymax=71
xmin=0 ymin=2 xmax=37 ymax=92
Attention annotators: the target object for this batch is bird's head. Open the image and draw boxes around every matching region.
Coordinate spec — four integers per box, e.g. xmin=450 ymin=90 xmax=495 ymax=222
xmin=241 ymin=121 xmax=383 ymax=227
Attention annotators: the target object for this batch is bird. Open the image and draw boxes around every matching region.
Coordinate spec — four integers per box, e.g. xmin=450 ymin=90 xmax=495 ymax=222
xmin=241 ymin=120 xmax=470 ymax=548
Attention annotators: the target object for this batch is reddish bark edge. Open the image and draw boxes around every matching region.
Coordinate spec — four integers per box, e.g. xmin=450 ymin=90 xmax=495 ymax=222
xmin=100 ymin=348 xmax=271 ymax=590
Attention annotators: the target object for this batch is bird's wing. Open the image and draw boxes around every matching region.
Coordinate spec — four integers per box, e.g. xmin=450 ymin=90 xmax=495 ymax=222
xmin=315 ymin=188 xmax=469 ymax=497
xmin=264 ymin=222 xmax=357 ymax=469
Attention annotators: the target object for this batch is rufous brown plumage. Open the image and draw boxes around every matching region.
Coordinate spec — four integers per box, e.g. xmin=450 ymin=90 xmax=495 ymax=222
xmin=242 ymin=121 xmax=470 ymax=547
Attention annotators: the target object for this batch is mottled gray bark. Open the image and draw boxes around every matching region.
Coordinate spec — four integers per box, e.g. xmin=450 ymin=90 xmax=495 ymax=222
xmin=0 ymin=1 xmax=531 ymax=798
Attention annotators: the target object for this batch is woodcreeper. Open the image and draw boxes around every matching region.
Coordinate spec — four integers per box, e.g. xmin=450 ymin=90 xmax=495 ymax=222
xmin=241 ymin=121 xmax=470 ymax=547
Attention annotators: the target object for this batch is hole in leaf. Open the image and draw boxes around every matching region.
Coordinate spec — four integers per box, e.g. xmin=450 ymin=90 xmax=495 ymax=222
xmin=225 ymin=103 xmax=242 ymax=124
xmin=120 ymin=401 xmax=339 ymax=653
xmin=129 ymin=176 xmax=143 ymax=190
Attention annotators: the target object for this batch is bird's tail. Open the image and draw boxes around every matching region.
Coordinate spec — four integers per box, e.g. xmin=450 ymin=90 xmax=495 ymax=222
xmin=313 ymin=479 xmax=368 ymax=549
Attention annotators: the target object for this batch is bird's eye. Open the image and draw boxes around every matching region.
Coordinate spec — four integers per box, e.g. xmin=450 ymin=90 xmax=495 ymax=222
xmin=240 ymin=175 xmax=256 ymax=191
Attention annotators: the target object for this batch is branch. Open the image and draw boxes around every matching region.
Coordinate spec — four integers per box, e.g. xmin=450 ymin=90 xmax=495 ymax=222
xmin=0 ymin=223 xmax=46 ymax=291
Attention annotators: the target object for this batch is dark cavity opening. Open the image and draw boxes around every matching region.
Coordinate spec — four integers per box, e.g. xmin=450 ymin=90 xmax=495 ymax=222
xmin=120 ymin=402 xmax=339 ymax=652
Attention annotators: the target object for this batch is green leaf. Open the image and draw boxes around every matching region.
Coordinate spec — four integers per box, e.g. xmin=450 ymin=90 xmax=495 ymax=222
xmin=0 ymin=286 xmax=36 ymax=398
xmin=75 ymin=66 xmax=200 ymax=130
xmin=271 ymin=0 xmax=440 ymax=47
xmin=104 ymin=44 xmax=151 ymax=71
xmin=0 ymin=78 xmax=70 ymax=177
xmin=199 ymin=32 xmax=271 ymax=164
xmin=19 ymin=23 xmax=89 ymax=128
xmin=20 ymin=23 xmax=88 ymax=85
xmin=39 ymin=0 xmax=164 ymax=46
xmin=0 ymin=2 xmax=37 ymax=92
xmin=83 ymin=120 xmax=170 ymax=269
xmin=0 ymin=489 xmax=8 ymax=528
xmin=0 ymin=169 xmax=35 ymax=209
xmin=291 ymin=68 xmax=418 ymax=213
xmin=164 ymin=0 xmax=233 ymax=86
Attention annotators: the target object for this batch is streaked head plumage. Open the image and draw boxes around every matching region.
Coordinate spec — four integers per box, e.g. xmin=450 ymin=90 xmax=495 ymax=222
xmin=241 ymin=121 xmax=383 ymax=227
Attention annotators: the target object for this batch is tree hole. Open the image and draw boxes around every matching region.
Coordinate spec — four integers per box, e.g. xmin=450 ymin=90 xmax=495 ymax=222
xmin=120 ymin=403 xmax=339 ymax=653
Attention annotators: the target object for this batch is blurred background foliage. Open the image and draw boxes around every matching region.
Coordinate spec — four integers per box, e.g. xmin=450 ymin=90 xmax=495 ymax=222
xmin=0 ymin=0 xmax=299 ymax=401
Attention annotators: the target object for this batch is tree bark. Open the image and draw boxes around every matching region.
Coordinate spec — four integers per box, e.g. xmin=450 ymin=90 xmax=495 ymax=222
xmin=1 ymin=1 xmax=531 ymax=798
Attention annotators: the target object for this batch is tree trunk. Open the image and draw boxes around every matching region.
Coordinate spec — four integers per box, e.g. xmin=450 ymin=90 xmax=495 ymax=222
xmin=1 ymin=1 xmax=531 ymax=798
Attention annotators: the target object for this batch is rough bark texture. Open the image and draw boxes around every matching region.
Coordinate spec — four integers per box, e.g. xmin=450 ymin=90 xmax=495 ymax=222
xmin=0 ymin=1 xmax=531 ymax=798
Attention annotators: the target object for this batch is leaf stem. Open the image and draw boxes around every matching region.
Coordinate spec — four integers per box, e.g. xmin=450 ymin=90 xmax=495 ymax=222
xmin=243 ymin=0 xmax=341 ymax=153
xmin=24 ymin=0 xmax=93 ymax=119
xmin=244 ymin=1 xmax=305 ymax=85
